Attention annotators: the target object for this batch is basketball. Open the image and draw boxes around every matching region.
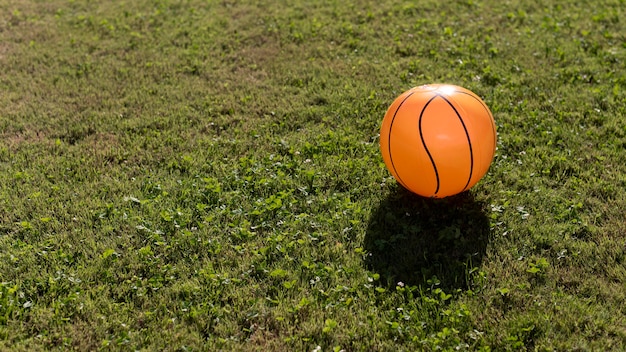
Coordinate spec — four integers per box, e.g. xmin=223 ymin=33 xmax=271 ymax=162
xmin=379 ymin=84 xmax=497 ymax=198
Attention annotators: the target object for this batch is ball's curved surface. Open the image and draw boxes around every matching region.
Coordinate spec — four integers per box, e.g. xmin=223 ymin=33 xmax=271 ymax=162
xmin=380 ymin=84 xmax=497 ymax=198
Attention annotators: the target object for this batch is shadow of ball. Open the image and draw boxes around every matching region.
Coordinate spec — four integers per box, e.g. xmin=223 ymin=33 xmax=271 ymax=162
xmin=364 ymin=187 xmax=490 ymax=290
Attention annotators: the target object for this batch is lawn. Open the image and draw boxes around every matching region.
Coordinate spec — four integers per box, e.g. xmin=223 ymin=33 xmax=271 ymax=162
xmin=1 ymin=0 xmax=625 ymax=350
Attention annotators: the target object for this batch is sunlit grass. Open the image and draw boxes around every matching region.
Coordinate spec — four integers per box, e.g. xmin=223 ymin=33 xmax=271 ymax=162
xmin=1 ymin=0 xmax=625 ymax=350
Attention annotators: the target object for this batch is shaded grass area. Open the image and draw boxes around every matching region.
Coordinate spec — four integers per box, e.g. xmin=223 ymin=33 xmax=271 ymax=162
xmin=365 ymin=190 xmax=490 ymax=290
xmin=1 ymin=0 xmax=626 ymax=350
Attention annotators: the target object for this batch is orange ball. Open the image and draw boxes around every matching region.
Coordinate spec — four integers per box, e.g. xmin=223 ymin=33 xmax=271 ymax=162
xmin=379 ymin=84 xmax=497 ymax=198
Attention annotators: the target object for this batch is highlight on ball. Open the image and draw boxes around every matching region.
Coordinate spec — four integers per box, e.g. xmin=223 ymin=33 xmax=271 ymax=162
xmin=379 ymin=84 xmax=497 ymax=198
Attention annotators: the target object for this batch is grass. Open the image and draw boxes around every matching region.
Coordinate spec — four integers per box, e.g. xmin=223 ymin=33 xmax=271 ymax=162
xmin=1 ymin=0 xmax=625 ymax=350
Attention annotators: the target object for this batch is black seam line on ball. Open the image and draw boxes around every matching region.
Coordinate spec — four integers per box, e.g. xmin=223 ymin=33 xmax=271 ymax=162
xmin=454 ymin=90 xmax=497 ymax=152
xmin=439 ymin=94 xmax=474 ymax=191
xmin=419 ymin=95 xmax=441 ymax=195
xmin=388 ymin=91 xmax=415 ymax=191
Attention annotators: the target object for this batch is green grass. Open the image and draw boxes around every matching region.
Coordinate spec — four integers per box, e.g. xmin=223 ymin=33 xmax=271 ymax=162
xmin=1 ymin=0 xmax=626 ymax=350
